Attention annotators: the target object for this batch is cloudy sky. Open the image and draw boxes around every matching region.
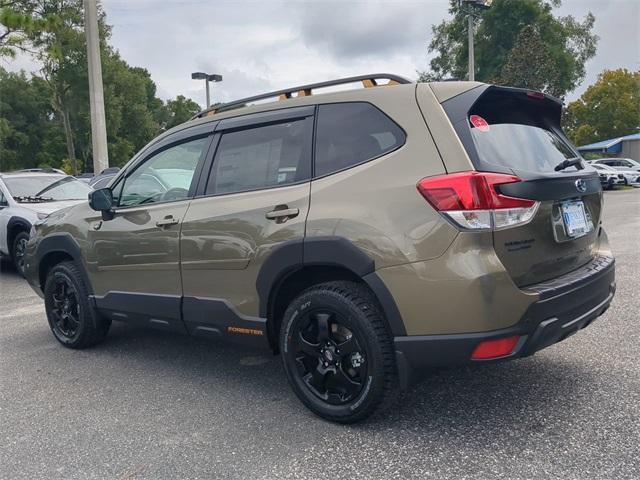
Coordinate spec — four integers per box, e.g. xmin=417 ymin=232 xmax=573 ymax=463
xmin=6 ymin=0 xmax=640 ymax=107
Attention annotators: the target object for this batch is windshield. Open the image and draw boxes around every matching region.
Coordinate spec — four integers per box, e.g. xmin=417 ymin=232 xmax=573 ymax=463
xmin=4 ymin=175 xmax=92 ymax=202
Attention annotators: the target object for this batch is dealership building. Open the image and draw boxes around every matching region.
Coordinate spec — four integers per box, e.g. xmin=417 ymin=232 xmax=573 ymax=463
xmin=577 ymin=133 xmax=640 ymax=161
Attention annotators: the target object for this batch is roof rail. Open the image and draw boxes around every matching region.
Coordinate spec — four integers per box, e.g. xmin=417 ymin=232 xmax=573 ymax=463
xmin=192 ymin=73 xmax=412 ymax=119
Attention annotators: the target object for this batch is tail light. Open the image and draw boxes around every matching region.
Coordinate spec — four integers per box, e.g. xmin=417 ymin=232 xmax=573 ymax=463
xmin=417 ymin=171 xmax=539 ymax=230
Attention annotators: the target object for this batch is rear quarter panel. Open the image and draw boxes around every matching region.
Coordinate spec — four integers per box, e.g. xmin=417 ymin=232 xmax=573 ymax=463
xmin=306 ymin=85 xmax=459 ymax=268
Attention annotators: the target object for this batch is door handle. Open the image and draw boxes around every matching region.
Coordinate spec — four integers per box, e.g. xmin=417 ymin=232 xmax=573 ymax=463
xmin=156 ymin=216 xmax=179 ymax=227
xmin=265 ymin=207 xmax=299 ymax=222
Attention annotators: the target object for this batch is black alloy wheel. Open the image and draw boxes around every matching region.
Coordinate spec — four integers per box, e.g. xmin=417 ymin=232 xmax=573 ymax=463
xmin=11 ymin=231 xmax=30 ymax=276
xmin=44 ymin=261 xmax=111 ymax=349
xmin=280 ymin=281 xmax=397 ymax=423
xmin=49 ymin=273 xmax=82 ymax=342
xmin=287 ymin=309 xmax=368 ymax=405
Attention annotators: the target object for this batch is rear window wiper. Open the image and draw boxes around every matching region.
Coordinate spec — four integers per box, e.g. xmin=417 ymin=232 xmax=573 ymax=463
xmin=554 ymin=157 xmax=584 ymax=171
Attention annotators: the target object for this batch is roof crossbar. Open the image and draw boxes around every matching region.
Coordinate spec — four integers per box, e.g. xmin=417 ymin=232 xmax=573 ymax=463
xmin=192 ymin=73 xmax=412 ymax=119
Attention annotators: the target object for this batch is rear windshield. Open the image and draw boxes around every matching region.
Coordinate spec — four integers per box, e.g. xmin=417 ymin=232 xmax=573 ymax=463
xmin=467 ymin=91 xmax=579 ymax=173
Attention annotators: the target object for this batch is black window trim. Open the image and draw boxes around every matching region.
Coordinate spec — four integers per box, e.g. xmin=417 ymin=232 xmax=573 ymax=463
xmin=111 ymin=128 xmax=216 ymax=211
xmin=311 ymin=101 xmax=407 ymax=181
xmin=215 ymin=105 xmax=315 ymax=133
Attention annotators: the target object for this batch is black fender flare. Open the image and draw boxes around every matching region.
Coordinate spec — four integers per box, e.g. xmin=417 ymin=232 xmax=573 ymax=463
xmin=35 ymin=233 xmax=94 ymax=295
xmin=256 ymin=236 xmax=406 ymax=336
xmin=7 ymin=216 xmax=32 ymax=250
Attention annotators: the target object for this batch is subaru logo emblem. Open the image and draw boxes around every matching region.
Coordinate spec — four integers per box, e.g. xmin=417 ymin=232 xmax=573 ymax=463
xmin=575 ymin=179 xmax=587 ymax=193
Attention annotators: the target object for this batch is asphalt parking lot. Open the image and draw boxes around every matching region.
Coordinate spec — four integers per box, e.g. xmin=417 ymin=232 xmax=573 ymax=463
xmin=1 ymin=189 xmax=639 ymax=480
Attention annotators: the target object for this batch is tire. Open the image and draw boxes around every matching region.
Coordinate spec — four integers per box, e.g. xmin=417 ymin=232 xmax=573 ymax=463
xmin=11 ymin=231 xmax=30 ymax=276
xmin=279 ymin=281 xmax=397 ymax=423
xmin=43 ymin=261 xmax=111 ymax=349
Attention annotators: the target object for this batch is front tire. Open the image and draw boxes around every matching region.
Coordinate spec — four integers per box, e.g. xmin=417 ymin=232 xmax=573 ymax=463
xmin=279 ymin=281 xmax=397 ymax=423
xmin=44 ymin=261 xmax=111 ymax=349
xmin=11 ymin=231 xmax=30 ymax=276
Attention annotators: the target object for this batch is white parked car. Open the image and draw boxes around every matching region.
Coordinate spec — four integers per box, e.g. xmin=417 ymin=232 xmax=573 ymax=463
xmin=588 ymin=163 xmax=627 ymax=190
xmin=0 ymin=170 xmax=93 ymax=275
xmin=615 ymin=168 xmax=640 ymax=186
xmin=591 ymin=158 xmax=640 ymax=172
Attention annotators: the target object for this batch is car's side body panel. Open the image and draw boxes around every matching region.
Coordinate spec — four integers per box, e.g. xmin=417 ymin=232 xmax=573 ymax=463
xmin=86 ymin=200 xmax=191 ymax=297
xmin=180 ymin=181 xmax=311 ymax=318
xmin=415 ymin=83 xmax=477 ymax=173
xmin=0 ymin=180 xmax=11 ymax=254
xmin=305 ymin=84 xmax=459 ymax=269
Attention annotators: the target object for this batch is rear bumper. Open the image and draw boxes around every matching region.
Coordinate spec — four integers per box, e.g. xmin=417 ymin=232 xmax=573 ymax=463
xmin=394 ymin=255 xmax=615 ymax=388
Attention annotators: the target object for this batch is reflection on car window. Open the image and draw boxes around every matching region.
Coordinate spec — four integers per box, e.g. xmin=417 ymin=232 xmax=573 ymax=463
xmin=206 ymin=116 xmax=313 ymax=195
xmin=118 ymin=137 xmax=208 ymax=207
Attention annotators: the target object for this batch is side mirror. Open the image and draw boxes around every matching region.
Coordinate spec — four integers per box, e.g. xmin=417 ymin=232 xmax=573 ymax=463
xmin=88 ymin=188 xmax=114 ymax=220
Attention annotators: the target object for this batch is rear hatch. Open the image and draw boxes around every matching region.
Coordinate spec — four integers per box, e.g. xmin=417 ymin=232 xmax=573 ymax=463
xmin=442 ymin=86 xmax=602 ymax=287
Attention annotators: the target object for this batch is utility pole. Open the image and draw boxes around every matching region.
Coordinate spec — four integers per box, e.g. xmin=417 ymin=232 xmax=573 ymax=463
xmin=468 ymin=13 xmax=475 ymax=81
xmin=461 ymin=0 xmax=492 ymax=82
xmin=84 ymin=0 xmax=109 ymax=174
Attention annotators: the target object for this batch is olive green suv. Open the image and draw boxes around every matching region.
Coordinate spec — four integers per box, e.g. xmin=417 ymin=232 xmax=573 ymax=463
xmin=24 ymin=74 xmax=616 ymax=423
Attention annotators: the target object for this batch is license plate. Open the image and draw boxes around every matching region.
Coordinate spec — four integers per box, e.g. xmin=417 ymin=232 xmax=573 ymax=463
xmin=561 ymin=200 xmax=591 ymax=238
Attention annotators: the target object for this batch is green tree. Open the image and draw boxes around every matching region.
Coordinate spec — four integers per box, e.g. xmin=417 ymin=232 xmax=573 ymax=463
xmin=1 ymin=0 xmax=202 ymax=172
xmin=164 ymin=95 xmax=201 ymax=130
xmin=0 ymin=67 xmax=66 ymax=171
xmin=0 ymin=0 xmax=48 ymax=57
xmin=498 ymin=24 xmax=563 ymax=97
xmin=420 ymin=0 xmax=597 ymax=99
xmin=564 ymin=69 xmax=640 ymax=146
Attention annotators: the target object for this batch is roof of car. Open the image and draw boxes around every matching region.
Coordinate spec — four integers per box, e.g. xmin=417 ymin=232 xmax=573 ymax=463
xmin=0 ymin=171 xmax=66 ymax=179
xmin=159 ymin=78 xmax=482 ymax=142
xmin=594 ymin=157 xmax=638 ymax=162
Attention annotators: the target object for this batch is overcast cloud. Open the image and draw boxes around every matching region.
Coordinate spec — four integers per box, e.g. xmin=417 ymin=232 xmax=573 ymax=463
xmin=4 ymin=0 xmax=640 ymax=107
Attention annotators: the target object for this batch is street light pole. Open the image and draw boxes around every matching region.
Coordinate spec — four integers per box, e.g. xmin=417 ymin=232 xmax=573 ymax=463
xmin=84 ymin=0 xmax=109 ymax=174
xmin=191 ymin=72 xmax=223 ymax=109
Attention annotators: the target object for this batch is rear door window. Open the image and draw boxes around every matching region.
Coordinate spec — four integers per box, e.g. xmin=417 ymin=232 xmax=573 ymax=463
xmin=206 ymin=117 xmax=313 ymax=195
xmin=314 ymin=103 xmax=405 ymax=177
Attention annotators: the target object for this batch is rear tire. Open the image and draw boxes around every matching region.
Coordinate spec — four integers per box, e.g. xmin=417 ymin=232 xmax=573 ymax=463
xmin=279 ymin=281 xmax=397 ymax=423
xmin=11 ymin=231 xmax=30 ymax=277
xmin=44 ymin=261 xmax=111 ymax=349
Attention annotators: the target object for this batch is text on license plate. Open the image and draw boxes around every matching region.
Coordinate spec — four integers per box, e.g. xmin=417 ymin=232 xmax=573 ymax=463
xmin=561 ymin=200 xmax=591 ymax=238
